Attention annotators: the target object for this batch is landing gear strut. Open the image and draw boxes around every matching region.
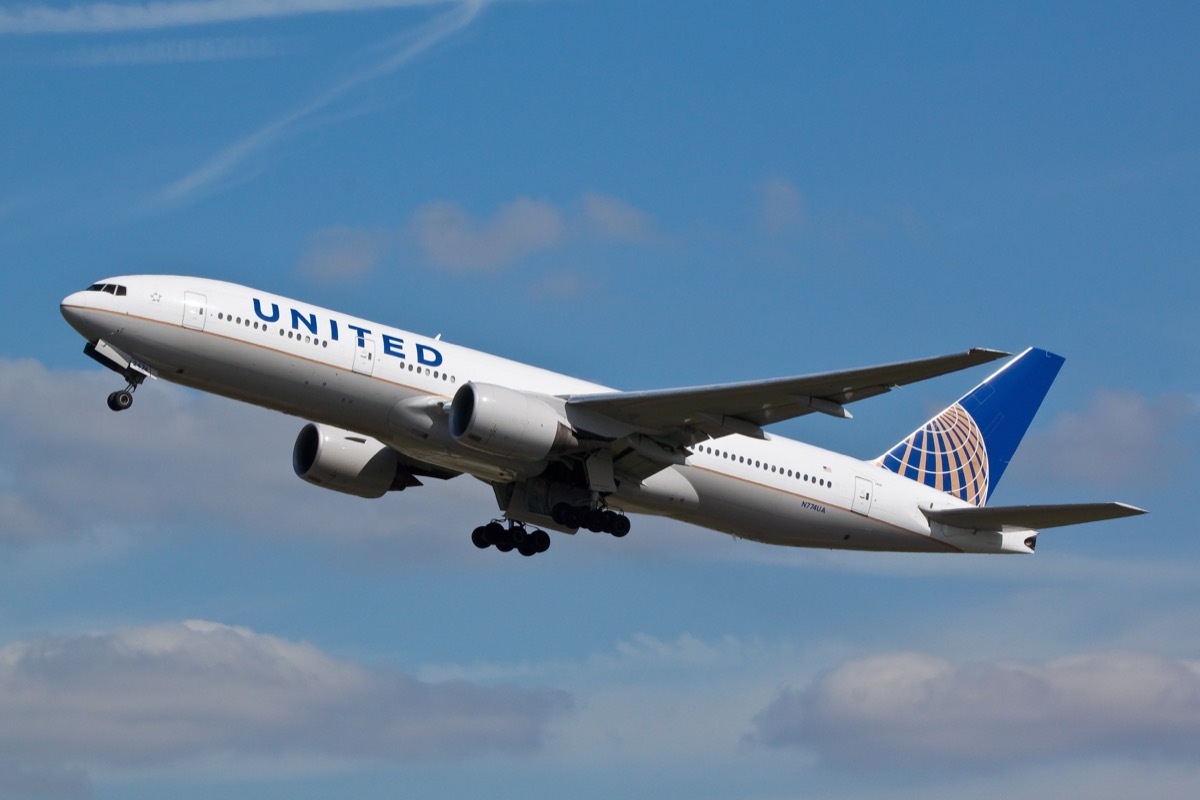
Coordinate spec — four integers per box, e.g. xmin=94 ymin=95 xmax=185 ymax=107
xmin=471 ymin=520 xmax=551 ymax=557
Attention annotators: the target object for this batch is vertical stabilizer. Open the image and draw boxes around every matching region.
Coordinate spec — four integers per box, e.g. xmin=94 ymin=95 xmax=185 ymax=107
xmin=875 ymin=347 xmax=1064 ymax=506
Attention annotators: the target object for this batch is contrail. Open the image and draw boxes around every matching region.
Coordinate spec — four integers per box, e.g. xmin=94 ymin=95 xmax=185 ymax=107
xmin=0 ymin=0 xmax=455 ymax=35
xmin=151 ymin=0 xmax=487 ymax=210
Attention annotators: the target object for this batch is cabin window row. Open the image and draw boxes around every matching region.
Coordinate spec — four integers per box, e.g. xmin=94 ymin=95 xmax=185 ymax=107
xmin=216 ymin=311 xmax=330 ymax=347
xmin=696 ymin=444 xmax=832 ymax=489
xmin=213 ymin=311 xmax=457 ymax=384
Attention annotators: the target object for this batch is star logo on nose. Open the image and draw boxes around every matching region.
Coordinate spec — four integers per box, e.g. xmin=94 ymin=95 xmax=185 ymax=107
xmin=150 ymin=292 xmax=162 ymax=302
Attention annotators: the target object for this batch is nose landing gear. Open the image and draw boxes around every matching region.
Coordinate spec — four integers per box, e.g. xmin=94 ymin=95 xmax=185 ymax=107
xmin=106 ymin=375 xmax=143 ymax=412
xmin=107 ymin=388 xmax=134 ymax=411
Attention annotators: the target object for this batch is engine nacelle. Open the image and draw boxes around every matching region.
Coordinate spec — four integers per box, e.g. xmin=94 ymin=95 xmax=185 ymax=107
xmin=292 ymin=423 xmax=407 ymax=499
xmin=449 ymin=382 xmax=578 ymax=461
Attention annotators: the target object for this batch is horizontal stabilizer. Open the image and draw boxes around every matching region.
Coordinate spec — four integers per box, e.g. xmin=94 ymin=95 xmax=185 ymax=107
xmin=922 ymin=502 xmax=1146 ymax=532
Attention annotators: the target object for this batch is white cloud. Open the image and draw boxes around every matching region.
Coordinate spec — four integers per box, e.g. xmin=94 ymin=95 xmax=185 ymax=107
xmin=0 ymin=619 xmax=569 ymax=768
xmin=0 ymin=762 xmax=89 ymax=800
xmin=409 ymin=193 xmax=662 ymax=271
xmin=581 ymin=192 xmax=657 ymax=244
xmin=411 ymin=197 xmax=566 ymax=270
xmin=757 ymin=176 xmax=807 ymax=235
xmin=0 ymin=358 xmax=491 ymax=556
xmin=1016 ymin=388 xmax=1195 ymax=487
xmin=750 ymin=650 xmax=1200 ymax=770
xmin=298 ymin=224 xmax=392 ymax=282
xmin=415 ymin=631 xmax=835 ymax=774
xmin=0 ymin=0 xmax=454 ymax=35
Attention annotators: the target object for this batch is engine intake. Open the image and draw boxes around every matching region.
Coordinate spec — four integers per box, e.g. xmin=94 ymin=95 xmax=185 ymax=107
xmin=449 ymin=382 xmax=578 ymax=461
xmin=293 ymin=423 xmax=413 ymax=498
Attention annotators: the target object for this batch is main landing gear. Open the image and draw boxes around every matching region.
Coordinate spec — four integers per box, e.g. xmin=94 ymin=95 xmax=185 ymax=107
xmin=106 ymin=375 xmax=143 ymax=412
xmin=470 ymin=504 xmax=631 ymax=557
xmin=552 ymin=503 xmax=631 ymax=537
xmin=472 ymin=520 xmax=552 ymax=557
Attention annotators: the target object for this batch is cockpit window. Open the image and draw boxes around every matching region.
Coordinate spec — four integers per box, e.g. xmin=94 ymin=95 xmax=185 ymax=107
xmin=86 ymin=283 xmax=127 ymax=296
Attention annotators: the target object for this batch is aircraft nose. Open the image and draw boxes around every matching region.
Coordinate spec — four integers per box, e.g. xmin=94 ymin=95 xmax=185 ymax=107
xmin=60 ymin=290 xmax=93 ymax=334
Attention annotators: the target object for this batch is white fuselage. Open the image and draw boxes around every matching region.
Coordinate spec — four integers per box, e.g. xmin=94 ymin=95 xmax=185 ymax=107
xmin=61 ymin=275 xmax=1033 ymax=555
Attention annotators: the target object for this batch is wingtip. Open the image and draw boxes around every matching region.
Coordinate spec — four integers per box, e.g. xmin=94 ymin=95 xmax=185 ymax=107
xmin=968 ymin=347 xmax=1012 ymax=361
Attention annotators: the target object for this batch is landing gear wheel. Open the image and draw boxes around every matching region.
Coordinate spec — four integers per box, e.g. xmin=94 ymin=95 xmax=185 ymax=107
xmin=584 ymin=509 xmax=608 ymax=533
xmin=532 ymin=529 xmax=551 ymax=553
xmin=517 ymin=542 xmax=538 ymax=557
xmin=471 ymin=526 xmax=491 ymax=549
xmin=610 ymin=514 xmax=631 ymax=537
xmin=552 ymin=502 xmax=580 ymax=529
xmin=107 ymin=390 xmax=133 ymax=412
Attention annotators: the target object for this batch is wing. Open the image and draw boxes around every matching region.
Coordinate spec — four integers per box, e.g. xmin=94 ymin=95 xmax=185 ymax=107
xmin=565 ymin=348 xmax=1008 ymax=443
xmin=922 ymin=502 xmax=1146 ymax=532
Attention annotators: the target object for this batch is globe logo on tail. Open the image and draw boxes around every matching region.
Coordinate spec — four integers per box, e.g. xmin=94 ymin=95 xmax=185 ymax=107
xmin=876 ymin=403 xmax=989 ymax=506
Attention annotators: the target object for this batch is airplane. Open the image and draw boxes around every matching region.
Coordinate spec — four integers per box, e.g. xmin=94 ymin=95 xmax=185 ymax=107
xmin=60 ymin=276 xmax=1144 ymax=557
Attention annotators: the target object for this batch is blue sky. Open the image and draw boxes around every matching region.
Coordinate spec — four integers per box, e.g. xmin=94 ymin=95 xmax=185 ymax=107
xmin=1 ymin=1 xmax=1199 ymax=798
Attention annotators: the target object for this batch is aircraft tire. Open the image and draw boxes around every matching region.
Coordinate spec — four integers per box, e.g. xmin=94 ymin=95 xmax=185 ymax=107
xmin=584 ymin=509 xmax=608 ymax=533
xmin=107 ymin=390 xmax=133 ymax=411
xmin=471 ymin=526 xmax=490 ymax=549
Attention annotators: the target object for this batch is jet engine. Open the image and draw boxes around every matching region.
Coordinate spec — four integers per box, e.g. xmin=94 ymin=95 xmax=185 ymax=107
xmin=449 ymin=382 xmax=578 ymax=461
xmin=292 ymin=423 xmax=414 ymax=498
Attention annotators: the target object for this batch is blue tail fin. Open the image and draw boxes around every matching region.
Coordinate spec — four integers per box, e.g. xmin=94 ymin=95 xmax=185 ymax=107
xmin=875 ymin=347 xmax=1064 ymax=506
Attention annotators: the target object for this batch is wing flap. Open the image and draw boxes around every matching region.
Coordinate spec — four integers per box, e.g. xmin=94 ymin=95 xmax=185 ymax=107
xmin=922 ymin=502 xmax=1146 ymax=532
